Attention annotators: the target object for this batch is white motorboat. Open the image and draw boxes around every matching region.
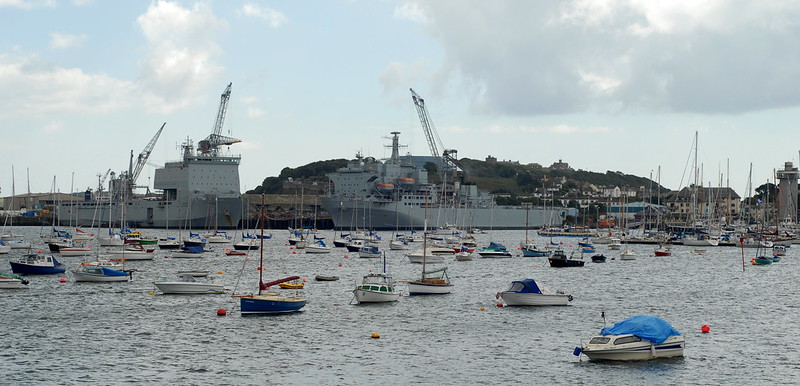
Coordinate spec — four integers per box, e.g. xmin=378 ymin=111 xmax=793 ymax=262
xmin=353 ymin=272 xmax=400 ymax=303
xmin=170 ymin=245 xmax=206 ymax=258
xmin=497 ymin=279 xmax=572 ymax=306
xmin=358 ymin=246 xmax=382 ymax=258
xmin=73 ymin=266 xmax=130 ymax=282
xmin=205 ymin=231 xmax=232 ymax=244
xmin=577 ymin=315 xmax=685 ymax=361
xmin=681 ymin=235 xmax=719 ymax=247
xmin=59 ymin=247 xmax=93 ymax=257
xmin=98 ymin=234 xmax=125 ymax=247
xmin=389 ymin=239 xmax=410 ymax=250
xmin=305 ymin=240 xmax=332 ymax=254
xmin=0 ymin=271 xmax=29 ymax=289
xmin=153 ymin=274 xmax=225 ymax=294
xmin=108 ymin=245 xmax=156 ymax=261
xmin=477 ymin=242 xmax=512 ymax=258
xmin=607 ymin=238 xmax=622 ymax=250
xmin=0 ymin=242 xmax=10 ymax=254
xmin=454 ymin=251 xmax=474 ymax=261
xmin=405 ymin=247 xmax=452 ymax=263
xmin=620 ymin=250 xmax=637 ymax=260
xmin=6 ymin=240 xmax=32 ymax=249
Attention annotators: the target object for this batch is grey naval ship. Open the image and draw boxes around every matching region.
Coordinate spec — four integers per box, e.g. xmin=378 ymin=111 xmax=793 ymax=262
xmin=57 ymin=84 xmax=243 ymax=229
xmin=321 ymin=132 xmax=573 ymax=231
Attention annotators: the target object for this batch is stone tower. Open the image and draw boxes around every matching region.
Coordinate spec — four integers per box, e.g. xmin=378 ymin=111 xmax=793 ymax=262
xmin=776 ymin=161 xmax=799 ymax=223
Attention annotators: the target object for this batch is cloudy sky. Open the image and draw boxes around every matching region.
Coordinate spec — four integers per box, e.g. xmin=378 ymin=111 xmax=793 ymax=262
xmin=1 ymin=0 xmax=799 ymax=200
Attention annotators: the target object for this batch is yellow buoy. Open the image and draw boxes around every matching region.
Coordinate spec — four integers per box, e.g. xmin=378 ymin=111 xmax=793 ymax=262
xmin=480 ymin=306 xmax=486 ymax=311
xmin=371 ymin=332 xmax=380 ymax=339
xmin=217 ymin=271 xmax=223 ymax=274
xmin=148 ymin=291 xmax=155 ymax=295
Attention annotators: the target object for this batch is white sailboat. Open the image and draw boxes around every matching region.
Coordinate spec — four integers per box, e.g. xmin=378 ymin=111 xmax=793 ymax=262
xmin=406 ymin=198 xmax=454 ymax=295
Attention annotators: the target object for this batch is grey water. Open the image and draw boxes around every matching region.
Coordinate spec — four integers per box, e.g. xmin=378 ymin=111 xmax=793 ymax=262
xmin=2 ymin=226 xmax=799 ymax=385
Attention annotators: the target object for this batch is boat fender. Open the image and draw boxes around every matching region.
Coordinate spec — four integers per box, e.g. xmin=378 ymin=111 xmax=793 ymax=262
xmin=572 ymin=347 xmax=582 ymax=356
xmin=567 ymin=295 xmax=574 ymax=302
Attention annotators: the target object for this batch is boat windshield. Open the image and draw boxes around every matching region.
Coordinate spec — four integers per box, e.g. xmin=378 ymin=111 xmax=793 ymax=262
xmin=588 ymin=336 xmax=610 ymax=345
xmin=613 ymin=335 xmax=642 ymax=345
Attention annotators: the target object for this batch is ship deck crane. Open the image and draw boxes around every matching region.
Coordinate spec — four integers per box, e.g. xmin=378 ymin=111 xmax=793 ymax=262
xmin=410 ymin=88 xmax=460 ymax=172
xmin=199 ymin=82 xmax=241 ymax=156
xmin=123 ymin=122 xmax=165 ymax=195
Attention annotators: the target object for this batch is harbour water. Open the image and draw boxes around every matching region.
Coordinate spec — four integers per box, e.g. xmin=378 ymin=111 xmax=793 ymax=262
xmin=2 ymin=226 xmax=798 ymax=384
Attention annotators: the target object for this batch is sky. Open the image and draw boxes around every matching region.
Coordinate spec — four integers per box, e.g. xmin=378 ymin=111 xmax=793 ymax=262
xmin=1 ymin=0 xmax=800 ymax=200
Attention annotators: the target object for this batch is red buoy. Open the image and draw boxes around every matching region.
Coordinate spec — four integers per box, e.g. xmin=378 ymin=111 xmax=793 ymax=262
xmin=217 ymin=308 xmax=227 ymax=316
xmin=59 ymin=278 xmax=67 ymax=283
xmin=496 ymin=302 xmax=504 ymax=307
xmin=701 ymin=324 xmax=710 ymax=333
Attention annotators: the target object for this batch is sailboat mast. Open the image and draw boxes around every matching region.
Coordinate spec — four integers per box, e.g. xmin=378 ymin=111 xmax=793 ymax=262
xmin=259 ymin=194 xmax=265 ymax=295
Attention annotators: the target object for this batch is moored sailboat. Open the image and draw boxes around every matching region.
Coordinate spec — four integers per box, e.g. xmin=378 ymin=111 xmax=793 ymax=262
xmin=238 ymin=195 xmax=307 ymax=315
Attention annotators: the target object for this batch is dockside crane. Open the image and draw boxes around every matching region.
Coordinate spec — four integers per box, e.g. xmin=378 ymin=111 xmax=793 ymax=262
xmin=199 ymin=82 xmax=241 ymax=156
xmin=410 ymin=88 xmax=460 ymax=172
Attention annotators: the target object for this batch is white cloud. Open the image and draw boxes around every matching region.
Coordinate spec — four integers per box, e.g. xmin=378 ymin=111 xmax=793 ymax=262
xmin=239 ymin=3 xmax=287 ymax=28
xmin=393 ymin=1 xmax=428 ymax=23
xmin=246 ymin=107 xmax=265 ymax=117
xmin=408 ymin=1 xmax=800 ymax=115
xmin=42 ymin=121 xmax=63 ymax=133
xmin=50 ymin=33 xmax=87 ymax=49
xmin=0 ymin=54 xmax=134 ymax=117
xmin=0 ymin=0 xmax=56 ymax=9
xmin=136 ymin=0 xmax=227 ymax=113
xmin=485 ymin=123 xmax=612 ymax=134
xmin=380 ymin=59 xmax=435 ymax=104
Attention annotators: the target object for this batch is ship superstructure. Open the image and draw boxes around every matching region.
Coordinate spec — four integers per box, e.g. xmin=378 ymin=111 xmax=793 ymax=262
xmin=321 ymin=132 xmax=570 ymax=230
xmin=57 ymin=83 xmax=243 ymax=229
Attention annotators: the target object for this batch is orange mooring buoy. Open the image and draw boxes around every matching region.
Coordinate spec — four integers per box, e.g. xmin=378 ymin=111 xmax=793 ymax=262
xmin=217 ymin=308 xmax=227 ymax=316
xmin=701 ymin=324 xmax=710 ymax=333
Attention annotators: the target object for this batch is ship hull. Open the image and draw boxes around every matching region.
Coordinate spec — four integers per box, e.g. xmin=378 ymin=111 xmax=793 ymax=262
xmin=56 ymin=197 xmax=242 ymax=229
xmin=321 ymin=197 xmax=567 ymax=230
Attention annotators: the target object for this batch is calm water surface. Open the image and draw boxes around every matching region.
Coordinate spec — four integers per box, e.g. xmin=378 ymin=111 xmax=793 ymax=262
xmin=2 ymin=226 xmax=799 ymax=385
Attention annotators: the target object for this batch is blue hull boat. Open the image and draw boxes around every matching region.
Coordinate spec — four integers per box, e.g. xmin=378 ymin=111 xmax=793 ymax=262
xmin=240 ymin=295 xmax=307 ymax=315
xmin=10 ymin=254 xmax=66 ymax=275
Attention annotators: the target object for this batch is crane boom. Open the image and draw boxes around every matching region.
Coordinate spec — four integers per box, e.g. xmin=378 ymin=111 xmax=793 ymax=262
xmin=410 ymin=88 xmax=442 ymax=160
xmin=199 ymin=82 xmax=240 ymax=156
xmin=130 ymin=122 xmax=166 ymax=186
xmin=213 ymin=82 xmax=231 ymax=136
xmin=410 ymin=88 xmax=460 ymax=172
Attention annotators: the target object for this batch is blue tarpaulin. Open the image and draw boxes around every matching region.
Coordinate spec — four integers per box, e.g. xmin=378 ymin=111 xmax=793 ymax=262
xmin=600 ymin=315 xmax=681 ymax=344
xmin=507 ymin=279 xmax=542 ymax=294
